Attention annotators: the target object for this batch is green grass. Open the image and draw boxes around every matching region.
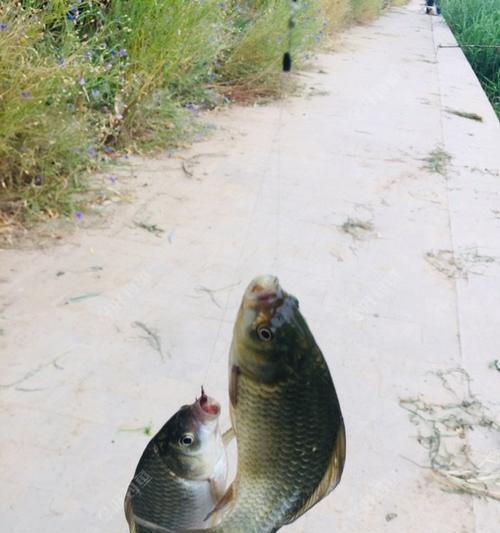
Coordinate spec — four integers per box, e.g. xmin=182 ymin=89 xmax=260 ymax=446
xmin=0 ymin=3 xmax=98 ymax=220
xmin=440 ymin=0 xmax=500 ymax=117
xmin=0 ymin=0 xmax=401 ymax=230
xmin=351 ymin=0 xmax=407 ymax=22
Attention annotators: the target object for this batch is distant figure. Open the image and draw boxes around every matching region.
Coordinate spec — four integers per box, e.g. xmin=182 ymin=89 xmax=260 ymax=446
xmin=425 ymin=0 xmax=441 ymax=15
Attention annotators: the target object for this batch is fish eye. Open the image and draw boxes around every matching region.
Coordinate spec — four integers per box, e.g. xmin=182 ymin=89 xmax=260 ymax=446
xmin=257 ymin=326 xmax=273 ymax=342
xmin=180 ymin=433 xmax=194 ymax=446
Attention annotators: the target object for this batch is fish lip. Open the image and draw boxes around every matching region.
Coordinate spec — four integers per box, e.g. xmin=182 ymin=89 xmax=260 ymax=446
xmin=195 ymin=388 xmax=221 ymax=419
xmin=244 ymin=275 xmax=283 ymax=307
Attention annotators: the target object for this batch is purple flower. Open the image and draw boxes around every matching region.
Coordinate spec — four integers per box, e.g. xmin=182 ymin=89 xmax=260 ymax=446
xmin=34 ymin=175 xmax=44 ymax=186
xmin=57 ymin=56 xmax=65 ymax=66
xmin=87 ymin=146 xmax=97 ymax=157
xmin=103 ymin=146 xmax=114 ymax=154
xmin=0 ymin=22 xmax=8 ymax=31
xmin=104 ymin=62 xmax=112 ymax=70
xmin=108 ymin=175 xmax=117 ymax=184
xmin=185 ymin=102 xmax=199 ymax=113
xmin=20 ymin=90 xmax=30 ymax=98
xmin=111 ymin=49 xmax=117 ymax=57
xmin=84 ymin=50 xmax=93 ymax=60
xmin=66 ymin=6 xmax=78 ymax=21
xmin=74 ymin=211 xmax=83 ymax=220
xmin=118 ymin=48 xmax=127 ymax=57
xmin=90 ymin=88 xmax=101 ymax=98
xmin=79 ymin=77 xmax=86 ymax=86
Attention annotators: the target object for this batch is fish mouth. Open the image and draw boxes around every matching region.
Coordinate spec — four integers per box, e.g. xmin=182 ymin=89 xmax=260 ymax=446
xmin=197 ymin=387 xmax=221 ymax=417
xmin=244 ymin=275 xmax=283 ymax=307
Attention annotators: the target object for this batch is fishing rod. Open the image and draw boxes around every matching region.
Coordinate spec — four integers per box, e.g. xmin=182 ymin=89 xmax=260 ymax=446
xmin=439 ymin=44 xmax=500 ymax=49
xmin=283 ymin=0 xmax=298 ymax=72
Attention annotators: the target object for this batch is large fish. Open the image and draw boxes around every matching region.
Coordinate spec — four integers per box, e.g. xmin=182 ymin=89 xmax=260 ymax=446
xmin=206 ymin=274 xmax=346 ymax=532
xmin=124 ymin=389 xmax=227 ymax=532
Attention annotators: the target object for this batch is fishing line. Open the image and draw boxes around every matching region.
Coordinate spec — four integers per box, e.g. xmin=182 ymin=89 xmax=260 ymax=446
xmin=201 ymin=107 xmax=286 ymax=389
xmin=438 ymin=44 xmax=500 ymax=49
xmin=202 ymin=1 xmax=298 ymax=388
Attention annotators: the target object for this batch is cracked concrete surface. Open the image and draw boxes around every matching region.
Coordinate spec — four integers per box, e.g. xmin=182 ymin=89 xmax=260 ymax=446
xmin=1 ymin=2 xmax=499 ymax=532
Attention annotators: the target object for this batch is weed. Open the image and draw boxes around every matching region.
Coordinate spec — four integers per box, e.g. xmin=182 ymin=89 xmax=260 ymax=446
xmin=440 ymin=0 xmax=500 ymax=117
xmin=133 ymin=221 xmax=165 ymax=237
xmin=423 ymin=146 xmax=452 ymax=175
xmin=446 ymin=108 xmax=483 ymax=122
xmin=341 ymin=218 xmax=374 ymax=240
xmin=119 ymin=423 xmax=154 ymax=437
xmin=0 ymin=4 xmax=99 ymax=222
xmin=65 ymin=292 xmax=101 ymax=304
xmin=132 ymin=321 xmax=165 ymax=360
xmin=400 ymin=368 xmax=500 ymax=501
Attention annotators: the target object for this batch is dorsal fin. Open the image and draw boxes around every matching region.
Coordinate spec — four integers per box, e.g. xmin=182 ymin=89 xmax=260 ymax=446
xmin=284 ymin=422 xmax=346 ymax=525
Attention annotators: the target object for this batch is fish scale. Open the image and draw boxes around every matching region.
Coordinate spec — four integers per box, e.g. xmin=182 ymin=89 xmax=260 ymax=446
xmin=205 ymin=275 xmax=345 ymax=533
xmin=213 ymin=380 xmax=340 ymax=532
xmin=130 ymin=277 xmax=344 ymax=533
xmin=124 ymin=393 xmax=227 ymax=533
xmin=131 ymin=441 xmax=215 ymax=531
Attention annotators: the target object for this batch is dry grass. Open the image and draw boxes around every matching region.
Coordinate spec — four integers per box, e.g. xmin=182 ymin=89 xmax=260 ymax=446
xmin=400 ymin=368 xmax=500 ymax=501
xmin=446 ymin=108 xmax=484 ymax=122
xmin=341 ymin=218 xmax=374 ymax=240
xmin=423 ymin=146 xmax=452 ymax=175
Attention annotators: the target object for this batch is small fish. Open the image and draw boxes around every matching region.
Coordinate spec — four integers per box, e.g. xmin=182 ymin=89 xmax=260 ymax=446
xmin=124 ymin=389 xmax=227 ymax=532
xmin=202 ymin=275 xmax=346 ymax=532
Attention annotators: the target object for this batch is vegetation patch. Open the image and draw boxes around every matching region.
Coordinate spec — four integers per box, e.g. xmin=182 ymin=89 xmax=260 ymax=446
xmin=440 ymin=0 xmax=500 ymax=117
xmin=400 ymin=368 xmax=500 ymax=501
xmin=422 ymin=146 xmax=452 ymax=175
xmin=341 ymin=218 xmax=374 ymax=240
xmin=0 ymin=0 xmax=401 ymax=234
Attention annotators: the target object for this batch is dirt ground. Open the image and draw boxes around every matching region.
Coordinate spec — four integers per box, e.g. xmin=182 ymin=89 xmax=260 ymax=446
xmin=1 ymin=1 xmax=499 ymax=532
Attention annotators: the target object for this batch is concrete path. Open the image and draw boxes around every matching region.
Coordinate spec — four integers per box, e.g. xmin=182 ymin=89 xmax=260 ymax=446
xmin=1 ymin=1 xmax=499 ymax=532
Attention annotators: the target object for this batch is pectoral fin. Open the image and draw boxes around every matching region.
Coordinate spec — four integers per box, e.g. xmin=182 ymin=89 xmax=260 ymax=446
xmin=203 ymin=482 xmax=235 ymax=523
xmin=222 ymin=426 xmax=235 ymax=446
xmin=124 ymin=493 xmax=136 ymax=533
xmin=229 ymin=365 xmax=240 ymax=408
